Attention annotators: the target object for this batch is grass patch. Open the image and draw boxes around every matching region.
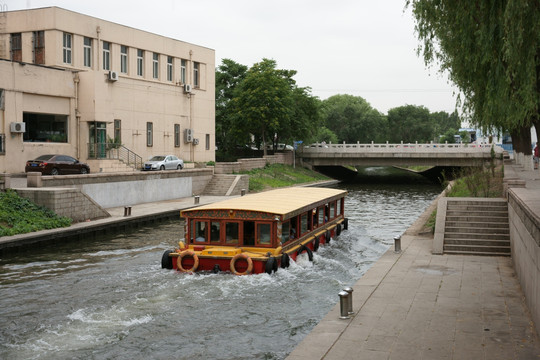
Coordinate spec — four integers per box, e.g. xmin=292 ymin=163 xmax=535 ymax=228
xmin=0 ymin=190 xmax=72 ymax=237
xmin=240 ymin=164 xmax=330 ymax=192
xmin=446 ymin=166 xmax=504 ymax=198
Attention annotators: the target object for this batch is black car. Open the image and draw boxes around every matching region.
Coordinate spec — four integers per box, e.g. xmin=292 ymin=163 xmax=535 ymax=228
xmin=25 ymin=154 xmax=90 ymax=175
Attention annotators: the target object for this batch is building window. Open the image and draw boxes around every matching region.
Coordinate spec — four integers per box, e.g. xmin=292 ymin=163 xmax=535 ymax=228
xmin=205 ymin=134 xmax=210 ymax=150
xmin=120 ymin=45 xmax=128 ymax=74
xmin=33 ymin=31 xmax=45 ymax=64
xmin=83 ymin=37 xmax=92 ymax=68
xmin=180 ymin=59 xmax=186 ymax=84
xmin=23 ymin=112 xmax=68 ymax=143
xmin=102 ymin=41 xmax=111 ymax=70
xmin=114 ymin=119 xmax=121 ymax=144
xmin=146 ymin=122 xmax=153 ymax=147
xmin=152 ymin=53 xmax=159 ymax=79
xmin=0 ymin=134 xmax=5 ymax=155
xmin=62 ymin=33 xmax=72 ymax=64
xmin=137 ymin=49 xmax=144 ymax=76
xmin=11 ymin=33 xmax=22 ymax=62
xmin=167 ymin=56 xmax=173 ymax=82
xmin=193 ymin=62 xmax=200 ymax=87
xmin=174 ymin=124 xmax=180 ymax=147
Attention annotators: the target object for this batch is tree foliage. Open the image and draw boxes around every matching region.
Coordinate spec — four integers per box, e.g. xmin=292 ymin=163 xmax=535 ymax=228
xmin=215 ymin=59 xmax=248 ymax=153
xmin=321 ymin=95 xmax=386 ymax=143
xmin=216 ymin=58 xmax=320 ymax=157
xmin=387 ymin=105 xmax=434 ymax=143
xmin=407 ymin=0 xmax=540 ymax=154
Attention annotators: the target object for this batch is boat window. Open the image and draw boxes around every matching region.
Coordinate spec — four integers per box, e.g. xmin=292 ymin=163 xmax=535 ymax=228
xmin=312 ymin=209 xmax=318 ymax=228
xmin=225 ymin=222 xmax=240 ymax=245
xmin=189 ymin=219 xmax=194 ymax=243
xmin=300 ymin=213 xmax=308 ymax=235
xmin=281 ymin=221 xmax=290 ymax=244
xmin=318 ymin=206 xmax=325 ymax=224
xmin=195 ymin=221 xmax=207 ymax=243
xmin=210 ymin=221 xmax=220 ymax=243
xmin=337 ymin=198 xmax=343 ymax=216
xmin=257 ymin=223 xmax=271 ymax=245
xmin=330 ymin=202 xmax=336 ymax=219
xmin=307 ymin=210 xmax=313 ymax=230
xmin=243 ymin=221 xmax=255 ymax=246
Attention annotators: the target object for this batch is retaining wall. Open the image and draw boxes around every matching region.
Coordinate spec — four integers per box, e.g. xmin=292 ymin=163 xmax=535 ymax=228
xmin=214 ymin=153 xmax=293 ymax=174
xmin=507 ymin=188 xmax=540 ymax=334
xmin=15 ymin=188 xmax=109 ymax=222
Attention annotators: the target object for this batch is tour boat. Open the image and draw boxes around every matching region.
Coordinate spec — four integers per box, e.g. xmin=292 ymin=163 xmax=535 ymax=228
xmin=160 ymin=187 xmax=348 ymax=275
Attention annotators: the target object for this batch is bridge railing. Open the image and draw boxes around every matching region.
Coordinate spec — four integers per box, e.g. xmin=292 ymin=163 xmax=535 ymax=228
xmin=301 ymin=142 xmax=503 ymax=154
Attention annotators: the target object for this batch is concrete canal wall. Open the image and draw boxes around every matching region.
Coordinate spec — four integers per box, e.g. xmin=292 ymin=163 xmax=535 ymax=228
xmin=507 ymin=187 xmax=540 ymax=333
xmin=16 ymin=169 xmax=213 ymax=221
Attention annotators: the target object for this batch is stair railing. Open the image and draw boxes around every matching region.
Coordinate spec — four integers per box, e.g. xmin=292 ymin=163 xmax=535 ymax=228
xmin=87 ymin=143 xmax=143 ymax=170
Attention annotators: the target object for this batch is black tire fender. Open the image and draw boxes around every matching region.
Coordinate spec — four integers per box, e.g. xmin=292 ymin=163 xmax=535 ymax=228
xmin=313 ymin=237 xmax=320 ymax=252
xmin=337 ymin=224 xmax=342 ymax=236
xmin=265 ymin=257 xmax=278 ymax=274
xmin=161 ymin=250 xmax=173 ymax=269
xmin=343 ymin=218 xmax=349 ymax=230
xmin=297 ymin=245 xmax=313 ymax=262
xmin=325 ymin=230 xmax=331 ymax=243
xmin=280 ymin=253 xmax=290 ymax=268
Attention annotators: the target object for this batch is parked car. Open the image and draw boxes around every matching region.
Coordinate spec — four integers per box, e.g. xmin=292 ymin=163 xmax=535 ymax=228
xmin=25 ymin=154 xmax=90 ymax=175
xmin=143 ymin=155 xmax=184 ymax=171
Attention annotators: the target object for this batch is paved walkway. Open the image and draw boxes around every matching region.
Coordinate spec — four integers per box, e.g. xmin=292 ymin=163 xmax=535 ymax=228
xmin=287 ymin=164 xmax=540 ymax=359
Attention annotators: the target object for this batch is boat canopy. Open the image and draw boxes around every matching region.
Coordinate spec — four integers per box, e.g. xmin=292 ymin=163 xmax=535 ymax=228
xmin=181 ymin=187 xmax=347 ymax=220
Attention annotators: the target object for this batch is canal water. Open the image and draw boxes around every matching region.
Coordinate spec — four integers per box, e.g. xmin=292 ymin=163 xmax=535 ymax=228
xmin=0 ymin=173 xmax=441 ymax=360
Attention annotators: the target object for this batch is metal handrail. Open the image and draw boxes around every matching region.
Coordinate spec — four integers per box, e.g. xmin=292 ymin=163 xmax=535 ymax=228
xmin=87 ymin=143 xmax=143 ymax=170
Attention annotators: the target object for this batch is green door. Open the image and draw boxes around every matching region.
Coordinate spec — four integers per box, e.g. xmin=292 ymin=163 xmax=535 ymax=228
xmin=89 ymin=122 xmax=107 ymax=158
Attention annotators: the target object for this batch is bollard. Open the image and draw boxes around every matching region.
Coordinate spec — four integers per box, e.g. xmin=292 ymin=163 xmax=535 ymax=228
xmin=241 ymin=189 xmax=246 ymax=196
xmin=343 ymin=287 xmax=354 ymax=315
xmin=394 ymin=235 xmax=401 ymax=253
xmin=338 ymin=291 xmax=350 ymax=319
xmin=124 ymin=206 xmax=132 ymax=216
xmin=194 ymin=195 xmax=200 ymax=204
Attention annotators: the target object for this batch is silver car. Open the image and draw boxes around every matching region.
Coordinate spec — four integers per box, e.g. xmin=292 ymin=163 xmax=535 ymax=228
xmin=143 ymin=155 xmax=184 ymax=171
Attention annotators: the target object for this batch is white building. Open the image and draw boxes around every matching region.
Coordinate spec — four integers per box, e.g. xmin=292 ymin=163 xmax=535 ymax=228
xmin=0 ymin=7 xmax=215 ymax=173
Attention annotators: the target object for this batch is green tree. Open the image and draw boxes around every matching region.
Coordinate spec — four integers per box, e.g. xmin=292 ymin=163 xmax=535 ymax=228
xmin=407 ymin=0 xmax=540 ymax=156
xmin=386 ymin=105 xmax=434 ymax=143
xmin=321 ymin=94 xmax=386 ymax=143
xmin=215 ymin=59 xmax=248 ymax=153
xmin=440 ymin=128 xmax=458 ymax=144
xmin=431 ymin=111 xmax=461 ymax=137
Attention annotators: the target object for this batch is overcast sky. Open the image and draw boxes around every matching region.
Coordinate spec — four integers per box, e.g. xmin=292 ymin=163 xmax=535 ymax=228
xmin=5 ymin=0 xmax=459 ymax=114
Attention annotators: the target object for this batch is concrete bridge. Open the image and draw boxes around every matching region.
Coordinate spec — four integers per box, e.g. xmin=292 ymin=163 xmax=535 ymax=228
xmin=298 ymin=142 xmax=504 ymax=167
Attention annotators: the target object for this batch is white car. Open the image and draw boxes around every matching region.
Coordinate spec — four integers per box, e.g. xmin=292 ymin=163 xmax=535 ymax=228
xmin=143 ymin=155 xmax=184 ymax=171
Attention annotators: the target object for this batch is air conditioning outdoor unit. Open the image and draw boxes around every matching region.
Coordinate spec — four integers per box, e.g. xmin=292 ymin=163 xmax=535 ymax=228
xmin=184 ymin=128 xmax=193 ymax=143
xmin=10 ymin=122 xmax=26 ymax=133
xmin=183 ymin=84 xmax=192 ymax=93
xmin=108 ymin=71 xmax=118 ymax=81
xmin=193 ymin=138 xmax=199 ymax=145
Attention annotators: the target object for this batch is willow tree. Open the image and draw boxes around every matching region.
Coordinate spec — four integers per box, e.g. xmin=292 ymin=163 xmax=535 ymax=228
xmin=407 ymin=0 xmax=540 ymax=163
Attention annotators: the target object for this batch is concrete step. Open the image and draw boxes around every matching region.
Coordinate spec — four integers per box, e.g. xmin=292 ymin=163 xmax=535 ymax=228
xmin=443 ymin=249 xmax=511 ymax=257
xmin=446 ymin=210 xmax=508 ymax=218
xmin=446 ymin=215 xmax=508 ymax=222
xmin=444 ymin=244 xmax=510 ymax=253
xmin=445 ymin=221 xmax=509 ymax=229
xmin=445 ymin=226 xmax=509 ymax=235
xmin=445 ymin=238 xmax=510 ymax=247
xmin=444 ymin=232 xmax=510 ymax=240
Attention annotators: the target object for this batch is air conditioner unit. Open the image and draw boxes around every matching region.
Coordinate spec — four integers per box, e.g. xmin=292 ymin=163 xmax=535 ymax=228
xmin=10 ymin=122 xmax=26 ymax=133
xmin=184 ymin=128 xmax=193 ymax=143
xmin=193 ymin=138 xmax=199 ymax=145
xmin=108 ymin=71 xmax=118 ymax=81
xmin=183 ymin=84 xmax=192 ymax=93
